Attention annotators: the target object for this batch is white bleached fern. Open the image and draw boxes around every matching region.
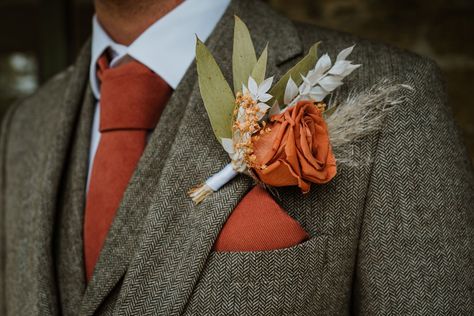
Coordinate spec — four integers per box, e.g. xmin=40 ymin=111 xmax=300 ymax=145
xmin=284 ymin=45 xmax=361 ymax=107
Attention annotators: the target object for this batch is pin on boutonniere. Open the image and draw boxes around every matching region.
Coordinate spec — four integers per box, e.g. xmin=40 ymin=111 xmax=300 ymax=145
xmin=189 ymin=16 xmax=410 ymax=204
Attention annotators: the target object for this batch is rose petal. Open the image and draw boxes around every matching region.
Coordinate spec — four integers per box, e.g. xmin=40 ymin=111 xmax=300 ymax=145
xmin=251 ymin=100 xmax=337 ymax=192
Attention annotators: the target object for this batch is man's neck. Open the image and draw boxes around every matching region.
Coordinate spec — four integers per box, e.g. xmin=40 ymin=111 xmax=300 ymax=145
xmin=94 ymin=0 xmax=184 ymax=45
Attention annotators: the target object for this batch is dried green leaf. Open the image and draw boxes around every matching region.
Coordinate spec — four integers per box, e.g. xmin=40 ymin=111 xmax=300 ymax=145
xmin=251 ymin=44 xmax=268 ymax=85
xmin=196 ymin=38 xmax=235 ymax=143
xmin=232 ymin=16 xmax=257 ymax=93
xmin=270 ymin=42 xmax=320 ymax=106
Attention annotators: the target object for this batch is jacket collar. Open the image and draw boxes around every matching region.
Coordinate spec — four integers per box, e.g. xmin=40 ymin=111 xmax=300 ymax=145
xmin=79 ymin=0 xmax=303 ymax=313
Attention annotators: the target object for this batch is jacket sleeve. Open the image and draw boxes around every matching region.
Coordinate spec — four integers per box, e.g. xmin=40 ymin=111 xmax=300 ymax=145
xmin=353 ymin=59 xmax=474 ymax=314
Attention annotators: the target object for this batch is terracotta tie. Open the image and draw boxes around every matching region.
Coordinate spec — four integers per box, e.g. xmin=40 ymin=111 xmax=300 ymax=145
xmin=84 ymin=55 xmax=172 ymax=281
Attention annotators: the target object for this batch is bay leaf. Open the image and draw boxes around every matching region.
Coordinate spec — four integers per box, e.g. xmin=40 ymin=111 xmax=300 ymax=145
xmin=196 ymin=38 xmax=235 ymax=143
xmin=251 ymin=44 xmax=268 ymax=85
xmin=232 ymin=16 xmax=257 ymax=93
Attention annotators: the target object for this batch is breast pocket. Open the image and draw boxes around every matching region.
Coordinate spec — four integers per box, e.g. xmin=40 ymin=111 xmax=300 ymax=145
xmin=184 ymin=235 xmax=329 ymax=316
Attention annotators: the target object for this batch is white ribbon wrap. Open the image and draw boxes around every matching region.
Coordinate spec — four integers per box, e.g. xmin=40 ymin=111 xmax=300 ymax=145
xmin=205 ymin=163 xmax=239 ymax=191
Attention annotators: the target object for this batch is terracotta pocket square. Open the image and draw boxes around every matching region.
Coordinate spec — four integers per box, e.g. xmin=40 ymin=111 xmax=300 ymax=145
xmin=214 ymin=185 xmax=309 ymax=252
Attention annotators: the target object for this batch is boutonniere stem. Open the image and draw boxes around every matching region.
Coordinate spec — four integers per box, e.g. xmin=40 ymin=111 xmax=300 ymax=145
xmin=189 ymin=163 xmax=238 ymax=203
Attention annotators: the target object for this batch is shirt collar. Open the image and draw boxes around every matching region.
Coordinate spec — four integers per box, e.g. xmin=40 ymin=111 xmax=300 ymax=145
xmin=90 ymin=0 xmax=230 ymax=98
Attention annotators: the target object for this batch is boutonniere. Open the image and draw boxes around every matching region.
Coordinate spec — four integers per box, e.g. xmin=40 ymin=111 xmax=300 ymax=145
xmin=189 ymin=16 xmax=410 ymax=203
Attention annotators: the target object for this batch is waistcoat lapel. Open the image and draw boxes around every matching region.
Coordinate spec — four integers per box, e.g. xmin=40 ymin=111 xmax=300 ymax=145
xmin=80 ymin=0 xmax=303 ymax=314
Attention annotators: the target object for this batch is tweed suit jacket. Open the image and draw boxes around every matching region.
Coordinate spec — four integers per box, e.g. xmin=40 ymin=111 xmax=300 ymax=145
xmin=1 ymin=0 xmax=473 ymax=315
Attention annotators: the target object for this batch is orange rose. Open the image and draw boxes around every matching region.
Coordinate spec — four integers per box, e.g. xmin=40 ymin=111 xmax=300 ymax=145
xmin=251 ymin=100 xmax=337 ymax=193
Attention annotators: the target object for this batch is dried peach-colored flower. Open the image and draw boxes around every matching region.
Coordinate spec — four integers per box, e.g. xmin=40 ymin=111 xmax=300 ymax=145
xmin=250 ymin=100 xmax=337 ymax=193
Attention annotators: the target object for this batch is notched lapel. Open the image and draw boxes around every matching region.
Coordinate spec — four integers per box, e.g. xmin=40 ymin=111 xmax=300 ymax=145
xmin=22 ymin=41 xmax=91 ymax=314
xmin=81 ymin=0 xmax=304 ymax=314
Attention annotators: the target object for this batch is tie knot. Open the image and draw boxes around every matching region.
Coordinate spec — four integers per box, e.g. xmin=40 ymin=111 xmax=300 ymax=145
xmin=97 ymin=55 xmax=172 ymax=132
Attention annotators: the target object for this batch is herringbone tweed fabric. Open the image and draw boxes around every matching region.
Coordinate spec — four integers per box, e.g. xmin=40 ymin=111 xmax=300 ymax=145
xmin=0 ymin=0 xmax=472 ymax=315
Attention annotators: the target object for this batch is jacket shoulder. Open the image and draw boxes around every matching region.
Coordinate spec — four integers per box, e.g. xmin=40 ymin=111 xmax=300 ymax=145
xmin=291 ymin=21 xmax=447 ymax=129
xmin=292 ymin=21 xmax=442 ymax=87
xmin=0 ymin=65 xmax=77 ymax=171
xmin=2 ymin=66 xmax=75 ymax=145
xmin=9 ymin=66 xmax=75 ymax=126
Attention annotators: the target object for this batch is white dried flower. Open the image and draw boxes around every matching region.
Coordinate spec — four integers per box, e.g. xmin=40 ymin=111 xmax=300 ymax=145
xmin=284 ymin=45 xmax=361 ymax=107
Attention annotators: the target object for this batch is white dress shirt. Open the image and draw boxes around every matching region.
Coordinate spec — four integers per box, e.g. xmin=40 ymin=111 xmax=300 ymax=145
xmin=87 ymin=0 xmax=231 ymax=188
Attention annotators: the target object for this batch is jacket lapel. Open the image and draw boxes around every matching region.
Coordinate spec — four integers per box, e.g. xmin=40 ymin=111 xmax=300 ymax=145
xmin=79 ymin=52 xmax=199 ymax=314
xmin=24 ymin=42 xmax=91 ymax=313
xmin=80 ymin=0 xmax=303 ymax=314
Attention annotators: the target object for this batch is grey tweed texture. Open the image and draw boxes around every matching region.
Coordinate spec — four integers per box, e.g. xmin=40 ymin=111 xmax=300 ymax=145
xmin=0 ymin=0 xmax=472 ymax=315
